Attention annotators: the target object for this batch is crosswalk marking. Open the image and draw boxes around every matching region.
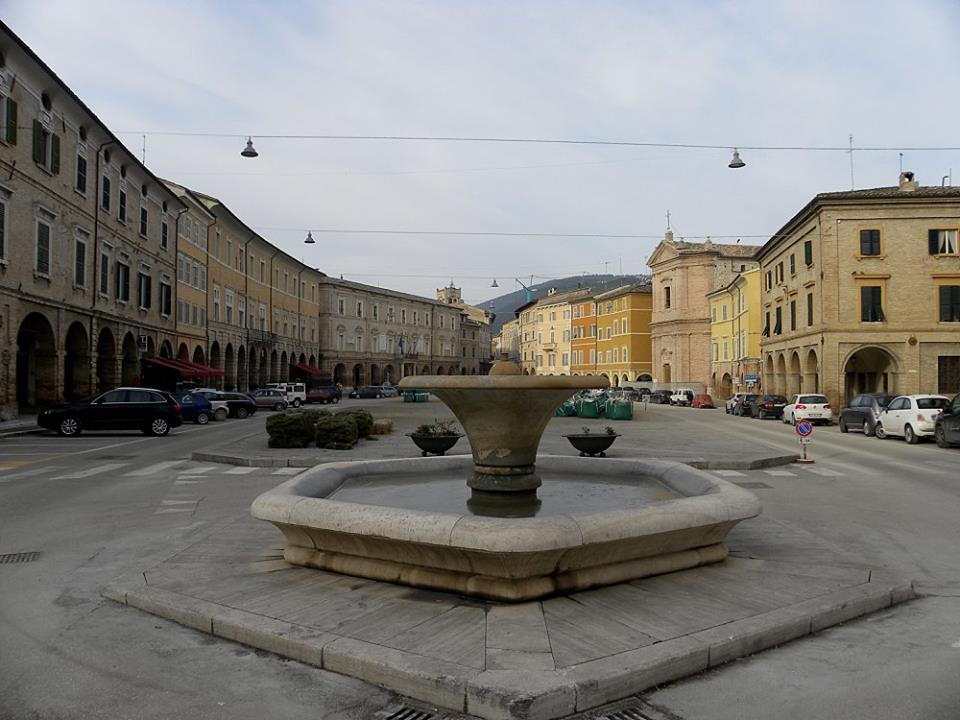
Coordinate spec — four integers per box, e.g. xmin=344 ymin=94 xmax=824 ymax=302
xmin=764 ymin=469 xmax=796 ymax=477
xmin=272 ymin=467 xmax=303 ymax=476
xmin=178 ymin=465 xmax=216 ymax=475
xmin=161 ymin=499 xmax=197 ymax=505
xmin=174 ymin=479 xmax=204 ymax=485
xmin=51 ymin=463 xmax=128 ymax=480
xmin=0 ymin=465 xmax=63 ymax=481
xmin=123 ymin=461 xmax=186 ymax=477
xmin=801 ymin=466 xmax=844 ymax=477
xmin=712 ymin=469 xmax=746 ymax=477
xmin=224 ymin=467 xmax=258 ymax=475
xmin=154 ymin=508 xmax=194 ymax=514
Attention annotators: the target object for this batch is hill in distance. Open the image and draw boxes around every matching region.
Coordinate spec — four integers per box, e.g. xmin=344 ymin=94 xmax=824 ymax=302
xmin=479 ymin=274 xmax=649 ymax=333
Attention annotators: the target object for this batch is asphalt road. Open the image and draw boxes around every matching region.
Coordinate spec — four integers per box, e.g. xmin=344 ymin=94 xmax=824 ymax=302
xmin=1 ymin=403 xmax=958 ymax=719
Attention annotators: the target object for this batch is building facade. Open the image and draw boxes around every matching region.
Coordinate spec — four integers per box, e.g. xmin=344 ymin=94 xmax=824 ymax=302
xmin=707 ymin=268 xmax=762 ymax=399
xmin=494 ymin=317 xmax=520 ymax=363
xmin=593 ymin=283 xmax=654 ymax=386
xmin=648 ymin=230 xmax=760 ymax=392
xmin=570 ymin=295 xmax=597 ymax=375
xmin=757 ymin=172 xmax=960 ymax=408
xmin=436 ymin=283 xmax=494 ymax=374
xmin=1 ymin=25 xmax=185 ymax=416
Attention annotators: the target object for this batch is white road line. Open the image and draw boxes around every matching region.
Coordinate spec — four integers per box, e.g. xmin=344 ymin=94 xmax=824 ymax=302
xmin=224 ymin=467 xmax=258 ymax=475
xmin=123 ymin=461 xmax=187 ymax=477
xmin=272 ymin=467 xmax=302 ymax=475
xmin=0 ymin=465 xmax=64 ymax=480
xmin=178 ymin=465 xmax=216 ymax=474
xmin=801 ymin=466 xmax=844 ymax=477
xmin=764 ymin=469 xmax=796 ymax=477
xmin=51 ymin=463 xmax=129 ymax=480
xmin=174 ymin=479 xmax=204 ymax=485
xmin=154 ymin=508 xmax=194 ymax=514
xmin=161 ymin=499 xmax=198 ymax=505
xmin=712 ymin=470 xmax=746 ymax=477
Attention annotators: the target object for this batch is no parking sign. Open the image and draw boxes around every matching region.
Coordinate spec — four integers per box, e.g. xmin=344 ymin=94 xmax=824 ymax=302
xmin=795 ymin=420 xmax=814 ymax=463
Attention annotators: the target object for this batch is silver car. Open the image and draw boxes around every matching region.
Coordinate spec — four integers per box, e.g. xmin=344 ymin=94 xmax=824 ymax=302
xmin=252 ymin=389 xmax=289 ymax=411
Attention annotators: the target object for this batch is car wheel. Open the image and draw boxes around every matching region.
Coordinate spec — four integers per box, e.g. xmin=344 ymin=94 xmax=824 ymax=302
xmin=331 ymin=396 xmax=340 ymax=404
xmin=195 ymin=411 xmax=211 ymax=425
xmin=935 ymin=426 xmax=950 ymax=448
xmin=875 ymin=422 xmax=887 ymax=440
xmin=292 ymin=399 xmax=302 ymax=408
xmin=862 ymin=419 xmax=873 ymax=436
xmin=904 ymin=425 xmax=919 ymax=445
xmin=237 ymin=407 xmax=249 ymax=419
xmin=149 ymin=417 xmax=171 ymax=436
xmin=273 ymin=403 xmax=284 ymax=411
xmin=214 ymin=409 xmax=228 ymax=421
xmin=376 ymin=393 xmax=382 ymax=399
xmin=839 ymin=417 xmax=848 ymax=433
xmin=58 ymin=416 xmax=82 ymax=437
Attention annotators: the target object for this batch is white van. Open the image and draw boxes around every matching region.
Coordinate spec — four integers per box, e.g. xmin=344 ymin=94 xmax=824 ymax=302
xmin=670 ymin=389 xmax=695 ymax=406
xmin=266 ymin=382 xmax=307 ymax=408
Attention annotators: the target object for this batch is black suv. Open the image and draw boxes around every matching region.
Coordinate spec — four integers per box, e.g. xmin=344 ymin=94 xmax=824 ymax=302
xmin=935 ymin=393 xmax=960 ymax=448
xmin=38 ymin=387 xmax=183 ymax=437
xmin=839 ymin=393 xmax=895 ymax=436
xmin=749 ymin=394 xmax=788 ymax=419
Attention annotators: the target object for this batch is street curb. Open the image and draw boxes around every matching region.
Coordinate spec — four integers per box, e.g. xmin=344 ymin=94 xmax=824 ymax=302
xmin=0 ymin=427 xmax=44 ymax=438
xmin=190 ymin=451 xmax=289 ymax=468
xmin=686 ymin=454 xmax=801 ymax=470
xmin=102 ymin=576 xmax=915 ymax=720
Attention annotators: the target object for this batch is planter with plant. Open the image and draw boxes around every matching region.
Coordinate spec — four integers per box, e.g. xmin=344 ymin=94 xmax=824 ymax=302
xmin=407 ymin=419 xmax=463 ymax=456
xmin=562 ymin=425 xmax=620 ymax=457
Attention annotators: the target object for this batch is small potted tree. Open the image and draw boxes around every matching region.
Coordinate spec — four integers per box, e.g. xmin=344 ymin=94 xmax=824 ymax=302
xmin=562 ymin=425 xmax=620 ymax=457
xmin=407 ymin=419 xmax=464 ymax=456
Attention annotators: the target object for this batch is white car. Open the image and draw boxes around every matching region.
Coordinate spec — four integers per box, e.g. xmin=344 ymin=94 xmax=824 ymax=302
xmin=670 ymin=389 xmax=695 ymax=406
xmin=725 ymin=392 xmax=745 ymax=414
xmin=875 ymin=394 xmax=950 ymax=444
xmin=782 ymin=394 xmax=833 ymax=425
xmin=266 ymin=382 xmax=307 ymax=408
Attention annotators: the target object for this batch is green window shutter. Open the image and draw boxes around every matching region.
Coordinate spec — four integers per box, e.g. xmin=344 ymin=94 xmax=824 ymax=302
xmin=32 ymin=119 xmax=43 ymax=163
xmin=940 ymin=286 xmax=950 ymax=321
xmin=804 ymin=240 xmax=813 ymax=266
xmin=929 ymin=230 xmax=940 ymax=255
xmin=5 ymin=98 xmax=16 ymax=144
xmin=50 ymin=133 xmax=60 ymax=174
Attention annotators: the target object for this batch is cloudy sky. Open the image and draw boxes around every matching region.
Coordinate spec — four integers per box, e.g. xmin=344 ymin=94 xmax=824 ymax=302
xmin=5 ymin=1 xmax=959 ymax=303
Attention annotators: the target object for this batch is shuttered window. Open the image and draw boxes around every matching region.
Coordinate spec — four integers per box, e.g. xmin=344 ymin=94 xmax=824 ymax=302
xmin=3 ymin=97 xmax=17 ymax=144
xmin=74 ymin=234 xmax=87 ymax=287
xmin=31 ymin=119 xmax=59 ymax=173
xmin=804 ymin=239 xmax=813 ymax=266
xmin=859 ymin=229 xmax=881 ymax=256
xmin=36 ymin=220 xmax=51 ymax=275
xmin=0 ymin=198 xmax=6 ymax=261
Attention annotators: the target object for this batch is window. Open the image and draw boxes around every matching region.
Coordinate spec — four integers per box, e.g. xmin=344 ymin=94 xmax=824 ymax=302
xmin=139 ymin=206 xmax=148 ymax=236
xmin=283 ymin=271 xmax=289 ymax=292
xmin=928 ymin=229 xmax=958 ymax=255
xmin=213 ymin=286 xmax=221 ymax=321
xmin=159 ymin=279 xmax=171 ymax=316
xmin=773 ymin=306 xmax=782 ymax=335
xmin=74 ymin=231 xmax=87 ymax=287
xmin=116 ymin=260 xmax=130 ymax=302
xmin=160 ymin=219 xmax=169 ymax=250
xmin=859 ymin=229 xmax=881 ymax=256
xmin=101 ymin=175 xmax=111 ymax=211
xmin=622 ymin=347 xmax=628 ymax=362
xmin=806 ymin=292 xmax=814 ymax=327
xmin=763 ymin=311 xmax=770 ymax=337
xmin=712 ymin=343 xmax=718 ymax=361
xmin=238 ymin=296 xmax=246 ymax=327
xmin=804 ymin=239 xmax=813 ymax=266
xmin=789 ymin=254 xmax=796 ymax=275
xmin=711 ymin=307 xmax=717 ymax=322
xmin=118 ymin=185 xmax=127 ymax=222
xmin=338 ymin=297 xmax=345 ymax=315
xmin=776 ymin=262 xmax=784 ymax=284
xmin=137 ymin=269 xmax=152 ymax=309
xmin=76 ymin=153 xmax=87 ymax=193
xmin=939 ymin=285 xmax=960 ymax=322
xmin=664 ymin=286 xmax=671 ymax=309
xmin=589 ymin=349 xmax=595 ymax=364
xmin=0 ymin=193 xmax=6 ymax=262
xmin=226 ymin=289 xmax=234 ymax=324
xmin=259 ymin=304 xmax=266 ymax=331
xmin=721 ymin=304 xmax=727 ymax=320
xmin=765 ymin=270 xmax=772 ymax=290
xmin=860 ymin=286 xmax=884 ymax=322
xmin=1 ymin=95 xmax=17 ymax=144
xmin=99 ymin=248 xmax=110 ymax=295
xmin=939 ymin=356 xmax=960 ymax=394
xmin=722 ymin=341 xmax=728 ymax=360
xmin=31 ymin=120 xmax=60 ymax=173
xmin=35 ymin=219 xmax=51 ymax=276
xmin=259 ymin=260 xmax=265 ymax=283
xmin=372 ymin=305 xmax=379 ymax=320
xmin=789 ymin=299 xmax=796 ymax=331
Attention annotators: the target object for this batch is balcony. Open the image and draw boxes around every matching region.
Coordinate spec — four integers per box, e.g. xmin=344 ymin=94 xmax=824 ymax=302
xmin=541 ymin=342 xmax=557 ymax=351
xmin=394 ymin=351 xmax=419 ymax=360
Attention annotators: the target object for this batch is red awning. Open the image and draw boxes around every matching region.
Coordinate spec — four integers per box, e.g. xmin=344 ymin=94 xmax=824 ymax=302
xmin=143 ymin=356 xmax=224 ymax=378
xmin=290 ymin=362 xmax=329 ymax=378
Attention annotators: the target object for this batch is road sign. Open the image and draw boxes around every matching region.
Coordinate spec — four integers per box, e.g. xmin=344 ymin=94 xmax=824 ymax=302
xmin=795 ymin=420 xmax=814 ymax=437
xmin=800 ymin=437 xmax=812 ymax=445
xmin=745 ymin=374 xmax=759 ymax=382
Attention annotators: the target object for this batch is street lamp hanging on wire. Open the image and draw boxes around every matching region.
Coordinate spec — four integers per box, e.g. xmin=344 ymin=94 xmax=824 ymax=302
xmin=241 ymin=137 xmax=259 ymax=158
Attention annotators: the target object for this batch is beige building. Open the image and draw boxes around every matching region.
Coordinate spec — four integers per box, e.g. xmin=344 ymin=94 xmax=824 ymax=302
xmin=516 ymin=287 xmax=589 ymax=375
xmin=757 ymin=171 xmax=960 ymax=408
xmin=1 ymin=24 xmax=185 ymax=416
xmin=494 ymin=317 xmax=520 ymax=363
xmin=648 ymin=230 xmax=760 ymax=391
xmin=436 ymin=283 xmax=494 ymax=374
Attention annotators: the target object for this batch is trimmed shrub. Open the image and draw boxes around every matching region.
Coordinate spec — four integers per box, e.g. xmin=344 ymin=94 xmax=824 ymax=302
xmin=298 ymin=407 xmax=332 ymax=425
xmin=266 ymin=411 xmax=317 ymax=448
xmin=316 ymin=414 xmax=359 ymax=450
xmin=336 ymin=408 xmax=374 ymax=437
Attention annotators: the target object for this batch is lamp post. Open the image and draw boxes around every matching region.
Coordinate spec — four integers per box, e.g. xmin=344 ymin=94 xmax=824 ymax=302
xmin=491 ymin=278 xmax=537 ymax=304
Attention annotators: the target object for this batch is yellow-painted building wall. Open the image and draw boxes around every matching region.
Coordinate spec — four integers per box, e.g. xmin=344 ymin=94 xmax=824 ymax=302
xmin=708 ymin=268 xmax=761 ymax=398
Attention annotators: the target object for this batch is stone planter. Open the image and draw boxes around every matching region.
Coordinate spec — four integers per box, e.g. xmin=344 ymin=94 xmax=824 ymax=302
xmin=563 ymin=432 xmax=619 ymax=457
xmin=407 ymin=432 xmax=463 ymax=456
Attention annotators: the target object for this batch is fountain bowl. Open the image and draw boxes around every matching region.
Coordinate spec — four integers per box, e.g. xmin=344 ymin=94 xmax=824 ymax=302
xmin=251 ymin=454 xmax=761 ymax=602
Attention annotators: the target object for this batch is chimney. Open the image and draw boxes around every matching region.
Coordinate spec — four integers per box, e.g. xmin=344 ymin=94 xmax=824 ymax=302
xmin=899 ymin=171 xmax=918 ymax=192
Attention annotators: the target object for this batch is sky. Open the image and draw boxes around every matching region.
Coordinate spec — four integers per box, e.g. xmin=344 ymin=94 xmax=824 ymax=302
xmin=5 ymin=0 xmax=960 ymax=304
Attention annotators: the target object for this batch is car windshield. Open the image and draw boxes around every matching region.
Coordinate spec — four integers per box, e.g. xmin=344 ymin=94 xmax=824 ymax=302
xmin=799 ymin=395 xmax=828 ymax=404
xmin=917 ymin=397 xmax=949 ymax=410
xmin=876 ymin=396 xmax=895 ymax=407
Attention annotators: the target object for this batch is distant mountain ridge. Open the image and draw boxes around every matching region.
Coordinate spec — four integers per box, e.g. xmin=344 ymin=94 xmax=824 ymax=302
xmin=480 ymin=274 xmax=649 ymax=333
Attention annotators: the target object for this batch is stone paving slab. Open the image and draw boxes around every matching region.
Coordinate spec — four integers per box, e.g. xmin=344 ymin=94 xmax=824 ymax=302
xmin=103 ymin=514 xmax=913 ymax=720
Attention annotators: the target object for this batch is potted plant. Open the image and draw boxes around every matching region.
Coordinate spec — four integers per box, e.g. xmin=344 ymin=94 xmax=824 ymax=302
xmin=407 ymin=419 xmax=464 ymax=456
xmin=562 ymin=425 xmax=620 ymax=457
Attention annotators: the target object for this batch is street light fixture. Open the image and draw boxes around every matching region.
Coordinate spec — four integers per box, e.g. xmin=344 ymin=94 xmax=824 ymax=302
xmin=304 ymin=231 xmax=315 ymax=244
xmin=241 ymin=137 xmax=259 ymax=158
xmin=490 ymin=278 xmax=499 ymax=288
xmin=728 ymin=148 xmax=745 ymax=168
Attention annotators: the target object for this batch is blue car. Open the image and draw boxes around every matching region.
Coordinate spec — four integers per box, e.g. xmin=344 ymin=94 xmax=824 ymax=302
xmin=172 ymin=392 xmax=215 ymax=425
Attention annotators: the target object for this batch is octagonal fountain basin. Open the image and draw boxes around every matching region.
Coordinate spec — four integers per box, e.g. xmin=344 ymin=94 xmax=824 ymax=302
xmin=251 ymin=454 xmax=761 ymax=602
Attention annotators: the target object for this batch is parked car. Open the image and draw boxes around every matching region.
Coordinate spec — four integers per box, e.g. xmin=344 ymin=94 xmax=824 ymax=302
xmin=266 ymin=382 xmax=307 ymax=408
xmin=691 ymin=393 xmax=715 ymax=409
xmin=782 ymin=394 xmax=833 ymax=425
xmin=198 ymin=391 xmax=257 ymax=418
xmin=732 ymin=393 xmax=758 ymax=416
xmin=379 ymin=385 xmax=400 ymax=398
xmin=839 ymin=393 xmax=895 ymax=436
xmin=253 ymin=389 xmax=289 ymax=411
xmin=874 ymin=394 xmax=949 ymax=444
xmin=306 ymin=386 xmax=342 ymax=404
xmin=934 ymin=393 xmax=960 ymax=448
xmin=37 ymin=387 xmax=182 ymax=437
xmin=349 ymin=385 xmax=385 ymax=399
xmin=748 ymin=394 xmax=788 ymax=419
xmin=725 ymin=392 xmax=746 ymax=414
xmin=670 ymin=389 xmax=695 ymax=406
xmin=173 ymin=392 xmax=218 ymax=424
xmin=648 ymin=390 xmax=672 ymax=404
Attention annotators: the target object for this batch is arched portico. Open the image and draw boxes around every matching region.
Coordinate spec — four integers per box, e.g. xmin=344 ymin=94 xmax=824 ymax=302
xmin=16 ymin=312 xmax=57 ymax=409
xmin=843 ymin=345 xmax=900 ymax=403
xmin=64 ymin=321 xmax=91 ymax=401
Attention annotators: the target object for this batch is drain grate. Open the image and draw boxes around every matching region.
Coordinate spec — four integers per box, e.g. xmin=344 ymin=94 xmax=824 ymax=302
xmin=0 ymin=551 xmax=42 ymax=564
xmin=735 ymin=481 xmax=772 ymax=489
xmin=378 ymin=705 xmax=438 ymax=720
xmin=599 ymin=708 xmax=655 ymax=720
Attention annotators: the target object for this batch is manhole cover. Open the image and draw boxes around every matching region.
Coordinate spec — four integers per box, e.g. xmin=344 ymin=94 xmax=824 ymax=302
xmin=0 ymin=551 xmax=42 ymax=564
xmin=735 ymin=481 xmax=772 ymax=489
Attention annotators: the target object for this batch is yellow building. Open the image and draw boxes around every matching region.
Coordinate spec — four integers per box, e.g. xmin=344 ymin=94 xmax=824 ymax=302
xmin=707 ymin=268 xmax=762 ymax=399
xmin=593 ymin=284 xmax=653 ymax=386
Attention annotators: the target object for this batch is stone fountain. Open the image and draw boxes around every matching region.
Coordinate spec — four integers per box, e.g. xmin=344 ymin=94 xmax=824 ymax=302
xmin=252 ymin=361 xmax=761 ymax=601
